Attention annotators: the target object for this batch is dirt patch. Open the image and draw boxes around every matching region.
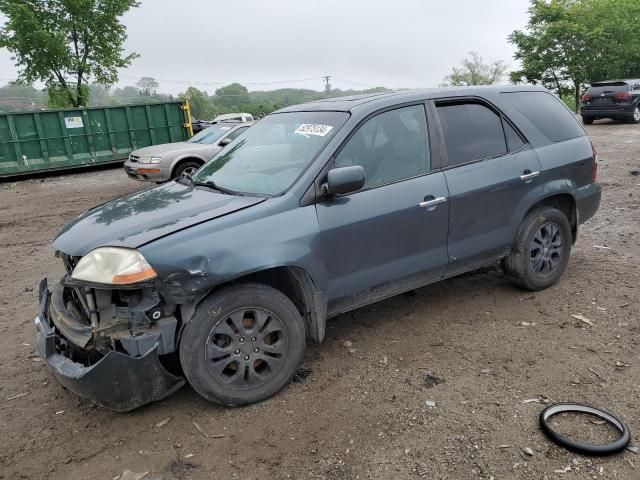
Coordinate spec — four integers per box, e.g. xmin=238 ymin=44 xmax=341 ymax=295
xmin=1 ymin=120 xmax=639 ymax=479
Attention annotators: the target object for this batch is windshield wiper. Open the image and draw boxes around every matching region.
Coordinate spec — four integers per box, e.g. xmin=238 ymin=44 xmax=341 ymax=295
xmin=192 ymin=179 xmax=240 ymax=195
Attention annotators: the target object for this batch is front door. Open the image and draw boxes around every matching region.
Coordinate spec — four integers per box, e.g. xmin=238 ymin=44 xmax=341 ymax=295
xmin=315 ymin=104 xmax=450 ymax=314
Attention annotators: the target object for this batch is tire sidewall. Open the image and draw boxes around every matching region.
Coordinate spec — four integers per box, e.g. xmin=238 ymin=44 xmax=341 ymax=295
xmin=516 ymin=207 xmax=572 ymax=290
xmin=179 ymin=283 xmax=305 ymax=406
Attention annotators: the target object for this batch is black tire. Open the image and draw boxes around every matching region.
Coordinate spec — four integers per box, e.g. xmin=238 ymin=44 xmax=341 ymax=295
xmin=628 ymin=105 xmax=640 ymax=124
xmin=173 ymin=160 xmax=201 ymax=179
xmin=179 ymin=283 xmax=305 ymax=406
xmin=502 ymin=207 xmax=572 ymax=291
xmin=582 ymin=116 xmax=594 ymax=125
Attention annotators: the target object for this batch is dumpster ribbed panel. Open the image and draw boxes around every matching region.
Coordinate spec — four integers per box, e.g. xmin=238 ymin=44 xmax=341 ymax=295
xmin=0 ymin=101 xmax=190 ymax=177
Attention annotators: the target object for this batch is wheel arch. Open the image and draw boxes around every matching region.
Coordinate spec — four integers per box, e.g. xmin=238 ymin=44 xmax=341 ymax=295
xmin=521 ymin=192 xmax=577 ymax=243
xmin=170 ymin=156 xmax=206 ymax=178
xmin=178 ymin=265 xmax=327 ymax=344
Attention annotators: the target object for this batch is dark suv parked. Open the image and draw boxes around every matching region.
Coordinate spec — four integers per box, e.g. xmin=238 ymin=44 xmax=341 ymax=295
xmin=35 ymin=86 xmax=601 ymax=411
xmin=580 ymin=80 xmax=640 ymax=124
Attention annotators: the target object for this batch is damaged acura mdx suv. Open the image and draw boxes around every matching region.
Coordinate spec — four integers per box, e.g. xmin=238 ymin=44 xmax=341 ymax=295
xmin=35 ymin=86 xmax=601 ymax=411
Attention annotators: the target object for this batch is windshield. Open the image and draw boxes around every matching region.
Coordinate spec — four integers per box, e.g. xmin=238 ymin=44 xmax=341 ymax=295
xmin=193 ymin=111 xmax=349 ymax=195
xmin=187 ymin=125 xmax=234 ymax=144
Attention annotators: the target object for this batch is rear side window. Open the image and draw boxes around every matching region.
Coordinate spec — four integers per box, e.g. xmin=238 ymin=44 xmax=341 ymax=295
xmin=225 ymin=126 xmax=248 ymax=141
xmin=436 ymin=103 xmax=507 ymax=166
xmin=501 ymin=91 xmax=585 ymax=142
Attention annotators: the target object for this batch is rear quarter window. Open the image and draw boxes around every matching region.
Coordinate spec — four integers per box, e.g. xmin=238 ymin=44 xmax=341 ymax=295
xmin=501 ymin=91 xmax=585 ymax=143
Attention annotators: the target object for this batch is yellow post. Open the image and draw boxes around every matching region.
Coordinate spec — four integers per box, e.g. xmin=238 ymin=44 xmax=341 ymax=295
xmin=181 ymin=101 xmax=194 ymax=137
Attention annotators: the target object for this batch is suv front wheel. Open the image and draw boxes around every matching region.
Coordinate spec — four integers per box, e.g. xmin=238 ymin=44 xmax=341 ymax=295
xmin=502 ymin=207 xmax=572 ymax=291
xmin=179 ymin=283 xmax=306 ymax=406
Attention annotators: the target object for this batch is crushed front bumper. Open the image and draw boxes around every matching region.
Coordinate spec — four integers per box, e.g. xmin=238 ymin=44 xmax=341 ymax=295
xmin=35 ymin=279 xmax=185 ymax=412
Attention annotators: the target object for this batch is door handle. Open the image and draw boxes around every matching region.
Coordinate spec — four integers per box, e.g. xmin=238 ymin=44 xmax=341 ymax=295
xmin=520 ymin=170 xmax=540 ymax=181
xmin=419 ymin=196 xmax=447 ymax=208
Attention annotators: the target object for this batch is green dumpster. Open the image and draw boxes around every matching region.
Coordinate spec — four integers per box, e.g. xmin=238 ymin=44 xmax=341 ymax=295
xmin=0 ymin=101 xmax=192 ymax=178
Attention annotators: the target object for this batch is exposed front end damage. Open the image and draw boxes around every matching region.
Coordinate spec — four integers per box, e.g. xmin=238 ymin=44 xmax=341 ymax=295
xmin=35 ymin=254 xmax=186 ymax=411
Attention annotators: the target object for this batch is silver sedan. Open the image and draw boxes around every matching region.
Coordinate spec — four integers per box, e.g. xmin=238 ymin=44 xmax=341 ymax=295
xmin=123 ymin=121 xmax=253 ymax=182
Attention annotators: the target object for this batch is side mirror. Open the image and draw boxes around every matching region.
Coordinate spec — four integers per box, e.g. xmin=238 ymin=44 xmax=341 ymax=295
xmin=322 ymin=165 xmax=365 ymax=196
xmin=219 ymin=137 xmax=232 ymax=147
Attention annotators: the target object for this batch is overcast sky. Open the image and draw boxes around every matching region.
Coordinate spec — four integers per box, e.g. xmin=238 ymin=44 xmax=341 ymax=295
xmin=0 ymin=0 xmax=531 ymax=94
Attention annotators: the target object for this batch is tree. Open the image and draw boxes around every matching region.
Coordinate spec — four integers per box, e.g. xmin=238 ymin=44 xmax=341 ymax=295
xmin=136 ymin=76 xmax=159 ymax=96
xmin=112 ymin=85 xmax=139 ymax=103
xmin=181 ymin=86 xmax=216 ymax=119
xmin=0 ymin=81 xmax=45 ymax=110
xmin=214 ymin=83 xmax=250 ymax=109
xmin=443 ymin=52 xmax=508 ymax=86
xmin=509 ymin=0 xmax=640 ymax=112
xmin=88 ymin=83 xmax=111 ymax=105
xmin=0 ymin=0 xmax=140 ymax=108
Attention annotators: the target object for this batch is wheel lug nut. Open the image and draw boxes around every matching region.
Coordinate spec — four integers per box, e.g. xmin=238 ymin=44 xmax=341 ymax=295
xmin=251 ymin=337 xmax=257 ymax=342
xmin=235 ymin=349 xmax=240 ymax=354
xmin=243 ymin=355 xmax=250 ymax=361
xmin=254 ymin=348 xmax=259 ymax=353
xmin=239 ymin=337 xmax=245 ymax=343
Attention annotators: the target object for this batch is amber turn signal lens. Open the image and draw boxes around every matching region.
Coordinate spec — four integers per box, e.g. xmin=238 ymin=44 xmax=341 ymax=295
xmin=112 ymin=267 xmax=157 ymax=284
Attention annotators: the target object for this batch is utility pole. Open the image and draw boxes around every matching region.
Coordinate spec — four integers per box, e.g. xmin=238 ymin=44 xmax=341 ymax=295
xmin=323 ymin=75 xmax=332 ymax=94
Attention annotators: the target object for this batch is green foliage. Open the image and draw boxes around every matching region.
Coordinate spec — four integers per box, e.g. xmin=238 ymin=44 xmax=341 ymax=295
xmin=0 ymin=0 xmax=140 ymax=107
xmin=181 ymin=87 xmax=216 ymax=119
xmin=214 ymin=83 xmax=250 ymax=110
xmin=509 ymin=0 xmax=640 ymax=112
xmin=443 ymin=51 xmax=508 ymax=86
xmin=0 ymin=81 xmax=45 ymax=110
xmin=136 ymin=76 xmax=159 ymax=96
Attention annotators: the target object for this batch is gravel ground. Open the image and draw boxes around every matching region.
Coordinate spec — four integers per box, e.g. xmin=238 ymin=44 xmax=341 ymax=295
xmin=0 ymin=121 xmax=639 ymax=480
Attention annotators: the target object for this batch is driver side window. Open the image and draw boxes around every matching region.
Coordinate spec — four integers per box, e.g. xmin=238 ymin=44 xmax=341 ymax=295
xmin=334 ymin=104 xmax=430 ymax=189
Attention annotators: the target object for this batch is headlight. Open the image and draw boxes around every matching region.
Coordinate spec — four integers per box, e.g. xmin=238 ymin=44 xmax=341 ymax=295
xmin=71 ymin=247 xmax=157 ymax=285
xmin=139 ymin=156 xmax=162 ymax=164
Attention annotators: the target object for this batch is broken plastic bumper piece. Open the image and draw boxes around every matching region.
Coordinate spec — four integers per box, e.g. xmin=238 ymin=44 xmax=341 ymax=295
xmin=34 ymin=278 xmax=185 ymax=412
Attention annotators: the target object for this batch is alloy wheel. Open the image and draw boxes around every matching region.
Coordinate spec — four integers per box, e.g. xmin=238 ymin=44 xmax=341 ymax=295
xmin=205 ymin=308 xmax=288 ymax=390
xmin=529 ymin=222 xmax=564 ymax=278
xmin=182 ymin=166 xmax=198 ymax=177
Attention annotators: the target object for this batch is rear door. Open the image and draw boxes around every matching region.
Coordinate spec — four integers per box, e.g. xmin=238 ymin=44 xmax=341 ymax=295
xmin=316 ymin=104 xmax=450 ymax=314
xmin=435 ymin=99 xmax=542 ymax=275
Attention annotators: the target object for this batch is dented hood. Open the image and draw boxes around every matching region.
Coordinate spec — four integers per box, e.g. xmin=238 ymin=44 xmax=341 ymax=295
xmin=54 ymin=181 xmax=265 ymax=256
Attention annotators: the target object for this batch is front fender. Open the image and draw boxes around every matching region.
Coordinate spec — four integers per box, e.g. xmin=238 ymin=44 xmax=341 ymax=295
xmin=140 ymin=202 xmax=327 ymax=306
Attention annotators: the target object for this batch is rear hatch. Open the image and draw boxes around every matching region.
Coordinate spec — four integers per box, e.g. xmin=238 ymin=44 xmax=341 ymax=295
xmin=583 ymin=82 xmax=632 ymax=109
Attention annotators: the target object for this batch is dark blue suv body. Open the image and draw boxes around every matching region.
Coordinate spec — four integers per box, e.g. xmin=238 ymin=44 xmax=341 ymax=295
xmin=35 ymin=86 xmax=601 ymax=411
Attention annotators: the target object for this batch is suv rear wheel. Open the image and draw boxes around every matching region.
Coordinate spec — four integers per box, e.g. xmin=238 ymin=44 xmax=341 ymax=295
xmin=179 ymin=283 xmax=305 ymax=406
xmin=502 ymin=207 xmax=572 ymax=291
xmin=582 ymin=116 xmax=594 ymax=125
xmin=629 ymin=106 xmax=640 ymax=124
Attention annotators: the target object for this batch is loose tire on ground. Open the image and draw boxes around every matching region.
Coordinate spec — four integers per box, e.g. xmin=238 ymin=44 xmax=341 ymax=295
xmin=173 ymin=160 xmax=202 ymax=179
xmin=179 ymin=283 xmax=305 ymax=406
xmin=502 ymin=206 xmax=572 ymax=291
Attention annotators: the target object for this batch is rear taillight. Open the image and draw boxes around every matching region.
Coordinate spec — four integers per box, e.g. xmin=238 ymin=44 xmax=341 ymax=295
xmin=591 ymin=141 xmax=598 ymax=181
xmin=613 ymin=92 xmax=632 ymax=101
xmin=582 ymin=94 xmax=593 ymax=102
